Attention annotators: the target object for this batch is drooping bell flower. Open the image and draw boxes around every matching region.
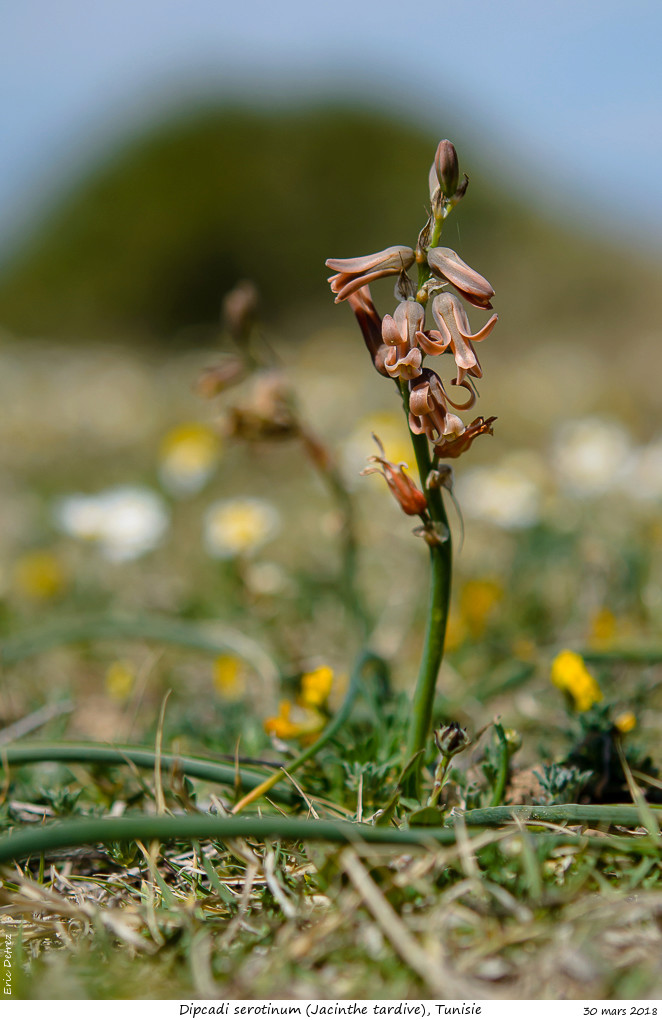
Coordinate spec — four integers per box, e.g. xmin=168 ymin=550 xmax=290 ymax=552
xmin=408 ymin=369 xmax=467 ymax=444
xmin=326 ymin=246 xmax=416 ymax=303
xmin=381 ymin=299 xmax=425 ymax=381
xmin=433 ymin=416 xmax=497 ymax=459
xmin=418 ymin=292 xmax=498 ymax=384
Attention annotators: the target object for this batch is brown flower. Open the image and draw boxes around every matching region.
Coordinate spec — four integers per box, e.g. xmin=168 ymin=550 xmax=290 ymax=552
xmin=433 ymin=416 xmax=496 ymax=459
xmin=417 ymin=292 xmax=498 ymax=384
xmin=326 ymin=246 xmax=415 ymax=303
xmin=408 ymin=369 xmax=467 ymax=443
xmin=346 ymin=286 xmax=391 ymax=377
xmin=426 ymin=247 xmax=494 ymax=310
xmin=361 ymin=435 xmax=427 ymax=516
xmin=381 ymin=299 xmax=425 ymax=380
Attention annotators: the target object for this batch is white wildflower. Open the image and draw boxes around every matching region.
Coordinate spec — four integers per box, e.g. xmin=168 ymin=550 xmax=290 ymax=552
xmin=553 ymin=418 xmax=632 ymax=497
xmin=622 ymin=437 xmax=662 ymax=501
xmin=457 ymin=464 xmax=541 ymax=530
xmin=54 ymin=486 xmax=169 ymax=562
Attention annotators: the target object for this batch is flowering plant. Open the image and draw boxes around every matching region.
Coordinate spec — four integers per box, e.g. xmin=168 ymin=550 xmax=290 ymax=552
xmin=327 ymin=140 xmax=497 ymax=790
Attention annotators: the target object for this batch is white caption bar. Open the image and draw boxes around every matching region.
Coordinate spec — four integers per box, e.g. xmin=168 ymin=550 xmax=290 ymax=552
xmin=2 ymin=1000 xmax=661 ymax=1018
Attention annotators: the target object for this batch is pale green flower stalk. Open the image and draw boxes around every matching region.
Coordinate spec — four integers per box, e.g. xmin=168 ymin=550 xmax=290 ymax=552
xmin=326 ymin=140 xmax=498 ymax=794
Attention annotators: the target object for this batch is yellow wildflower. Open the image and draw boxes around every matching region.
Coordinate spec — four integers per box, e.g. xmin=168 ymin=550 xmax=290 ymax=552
xmin=13 ymin=550 xmax=66 ymax=601
xmin=213 ymin=654 xmax=246 ymax=702
xmin=300 ymin=665 xmax=334 ymax=708
xmin=460 ymin=578 xmax=503 ymax=637
xmin=588 ymin=607 xmax=617 ymax=648
xmin=264 ymin=699 xmax=325 ymax=741
xmin=551 ymin=650 xmax=603 ymax=712
xmin=159 ymin=422 xmax=221 ymax=496
xmin=443 ymin=610 xmax=466 ymax=652
xmin=615 ymin=711 xmax=636 ymax=734
xmin=105 ymin=661 xmax=135 ymax=702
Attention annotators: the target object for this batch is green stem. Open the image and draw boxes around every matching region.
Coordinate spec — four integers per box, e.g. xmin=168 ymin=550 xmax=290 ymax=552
xmin=400 ymin=389 xmax=452 ymax=796
xmin=405 ymin=541 xmax=451 ymax=777
xmin=0 ymin=805 xmax=657 ymax=866
xmin=0 ymin=743 xmax=296 ymax=803
xmin=401 ymin=207 xmax=457 ymax=796
xmin=462 ymin=803 xmax=662 ymax=827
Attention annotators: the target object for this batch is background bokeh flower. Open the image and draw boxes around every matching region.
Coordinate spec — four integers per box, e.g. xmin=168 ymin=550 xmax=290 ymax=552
xmin=203 ymin=498 xmax=280 ymax=560
xmin=54 ymin=486 xmax=170 ymax=562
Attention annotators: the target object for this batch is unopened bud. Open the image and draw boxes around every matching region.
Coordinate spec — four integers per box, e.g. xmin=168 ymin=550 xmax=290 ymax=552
xmin=434 ymin=140 xmax=459 ymax=198
xmin=434 ymin=721 xmax=470 ymax=757
xmin=223 ymin=280 xmax=259 ymax=340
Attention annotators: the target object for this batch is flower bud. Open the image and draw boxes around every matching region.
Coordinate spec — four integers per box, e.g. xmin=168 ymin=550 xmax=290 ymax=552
xmin=434 ymin=721 xmax=470 ymax=757
xmin=434 ymin=140 xmax=459 ymax=198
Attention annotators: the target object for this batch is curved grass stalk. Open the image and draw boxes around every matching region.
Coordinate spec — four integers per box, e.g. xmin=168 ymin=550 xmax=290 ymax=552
xmin=0 ymin=614 xmax=279 ymax=687
xmin=0 ymin=743 xmax=295 ymax=804
xmin=461 ymin=803 xmax=662 ymax=827
xmin=0 ymin=806 xmax=656 ymax=866
xmin=580 ymin=647 xmax=662 ymax=665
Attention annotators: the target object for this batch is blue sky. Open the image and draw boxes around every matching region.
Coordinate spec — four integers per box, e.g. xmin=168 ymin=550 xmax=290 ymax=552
xmin=2 ymin=0 xmax=661 ymax=251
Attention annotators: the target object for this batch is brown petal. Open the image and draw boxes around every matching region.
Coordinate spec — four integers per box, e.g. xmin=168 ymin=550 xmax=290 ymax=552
xmin=384 ymin=346 xmax=422 ymax=381
xmin=416 ymin=328 xmax=451 ymax=357
xmin=325 ymin=246 xmax=415 ymax=275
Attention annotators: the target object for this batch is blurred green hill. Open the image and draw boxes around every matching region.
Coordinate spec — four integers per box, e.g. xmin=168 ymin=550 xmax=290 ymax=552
xmin=0 ymin=105 xmax=659 ymax=344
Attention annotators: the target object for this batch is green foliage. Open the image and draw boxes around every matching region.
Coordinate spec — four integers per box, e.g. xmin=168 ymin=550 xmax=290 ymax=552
xmin=535 ymin=762 xmax=595 ymax=804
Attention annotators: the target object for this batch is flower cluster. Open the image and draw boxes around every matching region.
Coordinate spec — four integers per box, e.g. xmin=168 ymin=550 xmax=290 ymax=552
xmin=326 ymin=140 xmax=497 ymax=473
